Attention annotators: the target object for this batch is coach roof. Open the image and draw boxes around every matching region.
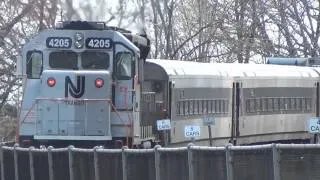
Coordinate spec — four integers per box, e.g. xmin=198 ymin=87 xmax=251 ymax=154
xmin=146 ymin=59 xmax=319 ymax=78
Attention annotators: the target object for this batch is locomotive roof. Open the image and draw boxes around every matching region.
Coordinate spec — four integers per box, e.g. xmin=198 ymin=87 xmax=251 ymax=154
xmin=146 ymin=59 xmax=320 ymax=78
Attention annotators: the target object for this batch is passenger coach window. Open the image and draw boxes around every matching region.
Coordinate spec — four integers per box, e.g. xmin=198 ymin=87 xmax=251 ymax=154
xmin=26 ymin=51 xmax=42 ymax=79
xmin=115 ymin=52 xmax=134 ymax=79
xmin=81 ymin=51 xmax=109 ymax=69
xmin=49 ymin=51 xmax=77 ymax=69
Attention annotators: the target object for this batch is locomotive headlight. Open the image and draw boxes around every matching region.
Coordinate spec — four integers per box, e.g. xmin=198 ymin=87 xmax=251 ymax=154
xmin=74 ymin=32 xmax=84 ymax=48
xmin=47 ymin=77 xmax=56 ymax=87
xmin=95 ymin=78 xmax=104 ymax=88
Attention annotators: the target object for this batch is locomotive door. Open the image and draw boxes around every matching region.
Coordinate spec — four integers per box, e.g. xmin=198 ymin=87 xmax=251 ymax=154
xmin=113 ymin=44 xmax=135 ymax=110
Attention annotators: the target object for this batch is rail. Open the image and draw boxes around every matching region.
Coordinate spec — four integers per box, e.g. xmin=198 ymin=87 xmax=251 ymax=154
xmin=0 ymin=143 xmax=319 ymax=180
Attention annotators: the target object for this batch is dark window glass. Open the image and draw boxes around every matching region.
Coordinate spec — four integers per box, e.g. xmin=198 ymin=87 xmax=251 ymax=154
xmin=199 ymin=100 xmax=203 ymax=114
xmin=273 ymin=98 xmax=279 ymax=111
xmin=81 ymin=51 xmax=109 ymax=69
xmin=208 ymin=100 xmax=212 ymax=113
xmin=211 ymin=100 xmax=215 ymax=113
xmin=220 ymin=100 xmax=225 ymax=113
xmin=176 ymin=102 xmax=180 ymax=115
xmin=49 ymin=51 xmax=77 ymax=69
xmin=285 ymin=98 xmax=291 ymax=110
xmin=179 ymin=101 xmax=184 ymax=115
xmin=215 ymin=100 xmax=220 ymax=113
xmin=194 ymin=100 xmax=199 ymax=114
xmin=301 ymin=98 xmax=306 ymax=111
xmin=267 ymin=98 xmax=273 ymax=112
xmin=249 ymin=99 xmax=255 ymax=113
xmin=246 ymin=100 xmax=250 ymax=113
xmin=296 ymin=98 xmax=301 ymax=111
xmin=115 ymin=52 xmax=134 ymax=80
xmin=189 ymin=100 xmax=194 ymax=115
xmin=262 ymin=98 xmax=267 ymax=112
xmin=26 ymin=51 xmax=43 ymax=79
xmin=306 ymin=98 xmax=312 ymax=111
xmin=255 ymin=98 xmax=261 ymax=112
xmin=290 ymin=98 xmax=296 ymax=110
xmin=279 ymin=98 xmax=285 ymax=110
xmin=224 ymin=100 xmax=229 ymax=113
xmin=203 ymin=100 xmax=208 ymax=114
xmin=184 ymin=101 xmax=189 ymax=115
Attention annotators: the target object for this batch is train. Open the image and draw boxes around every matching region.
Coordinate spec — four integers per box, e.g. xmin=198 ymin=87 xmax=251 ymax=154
xmin=266 ymin=57 xmax=320 ymax=67
xmin=15 ymin=21 xmax=320 ymax=148
xmin=144 ymin=60 xmax=320 ymax=147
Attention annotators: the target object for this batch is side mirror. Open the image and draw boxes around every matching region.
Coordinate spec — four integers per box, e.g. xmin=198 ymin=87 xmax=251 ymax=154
xmin=15 ymin=55 xmax=23 ymax=77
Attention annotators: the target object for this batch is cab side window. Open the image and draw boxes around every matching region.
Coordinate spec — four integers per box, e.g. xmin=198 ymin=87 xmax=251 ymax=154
xmin=115 ymin=52 xmax=134 ymax=80
xmin=26 ymin=51 xmax=43 ymax=79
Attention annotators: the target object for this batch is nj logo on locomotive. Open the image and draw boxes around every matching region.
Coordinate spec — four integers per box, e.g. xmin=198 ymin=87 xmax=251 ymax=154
xmin=65 ymin=76 xmax=85 ymax=98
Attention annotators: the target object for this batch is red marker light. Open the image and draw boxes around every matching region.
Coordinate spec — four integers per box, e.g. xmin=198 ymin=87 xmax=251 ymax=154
xmin=47 ymin=77 xmax=56 ymax=87
xmin=95 ymin=78 xmax=104 ymax=88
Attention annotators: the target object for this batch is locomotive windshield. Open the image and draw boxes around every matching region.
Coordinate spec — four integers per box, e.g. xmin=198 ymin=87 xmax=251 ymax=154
xmin=81 ymin=51 xmax=109 ymax=70
xmin=49 ymin=50 xmax=110 ymax=70
xmin=115 ymin=52 xmax=134 ymax=79
xmin=26 ymin=51 xmax=43 ymax=79
xmin=49 ymin=51 xmax=77 ymax=69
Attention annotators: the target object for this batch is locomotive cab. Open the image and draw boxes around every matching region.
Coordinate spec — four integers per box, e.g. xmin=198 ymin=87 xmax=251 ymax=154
xmin=17 ymin=21 xmax=151 ymax=148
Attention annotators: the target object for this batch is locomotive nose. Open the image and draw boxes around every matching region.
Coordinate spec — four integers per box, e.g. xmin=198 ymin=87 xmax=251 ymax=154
xmin=40 ymin=70 xmax=111 ymax=99
xmin=36 ymin=70 xmax=112 ymax=138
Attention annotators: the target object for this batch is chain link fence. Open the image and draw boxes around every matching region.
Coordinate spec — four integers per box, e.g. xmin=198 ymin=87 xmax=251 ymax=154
xmin=1 ymin=143 xmax=320 ymax=180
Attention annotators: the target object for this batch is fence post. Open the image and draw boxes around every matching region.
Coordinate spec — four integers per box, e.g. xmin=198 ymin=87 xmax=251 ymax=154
xmin=13 ymin=143 xmax=19 ymax=180
xmin=0 ymin=144 xmax=4 ymax=180
xmin=93 ymin=146 xmax=100 ymax=180
xmin=154 ymin=145 xmax=161 ymax=180
xmin=68 ymin=145 xmax=75 ymax=180
xmin=188 ymin=143 xmax=194 ymax=180
xmin=122 ymin=146 xmax=128 ymax=180
xmin=272 ymin=144 xmax=280 ymax=180
xmin=28 ymin=147 xmax=35 ymax=180
xmin=225 ymin=144 xmax=233 ymax=180
xmin=47 ymin=146 xmax=54 ymax=180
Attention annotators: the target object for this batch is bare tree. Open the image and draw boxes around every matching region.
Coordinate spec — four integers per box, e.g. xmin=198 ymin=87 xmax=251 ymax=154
xmin=0 ymin=0 xmax=59 ymax=140
xmin=148 ymin=0 xmax=176 ymax=59
xmin=138 ymin=0 xmax=233 ymax=62
xmin=215 ymin=0 xmax=320 ymax=63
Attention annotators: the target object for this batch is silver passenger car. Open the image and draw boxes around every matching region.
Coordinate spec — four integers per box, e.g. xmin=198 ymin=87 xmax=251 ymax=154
xmin=143 ymin=59 xmax=319 ymax=146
